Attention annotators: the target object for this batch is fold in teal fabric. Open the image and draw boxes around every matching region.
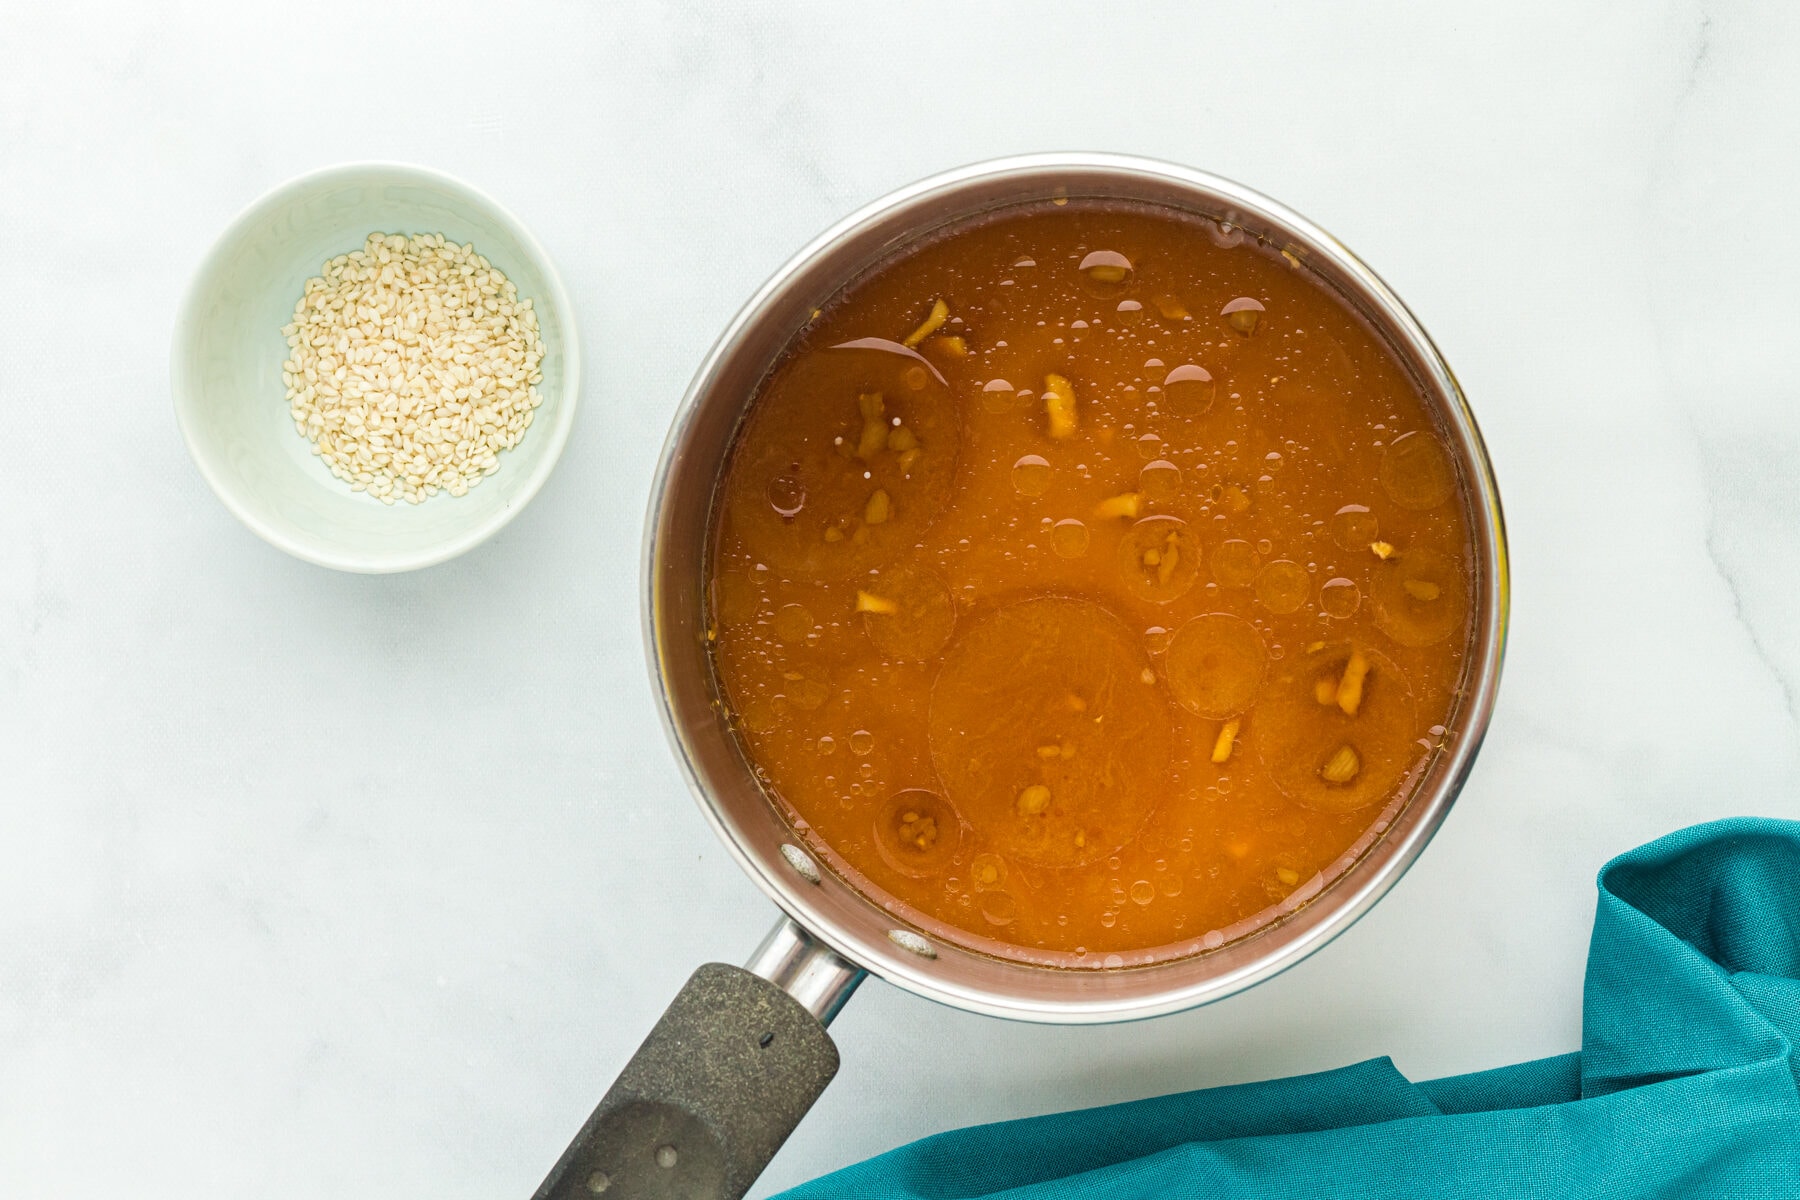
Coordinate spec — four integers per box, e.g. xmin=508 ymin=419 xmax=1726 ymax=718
xmin=779 ymin=818 xmax=1800 ymax=1199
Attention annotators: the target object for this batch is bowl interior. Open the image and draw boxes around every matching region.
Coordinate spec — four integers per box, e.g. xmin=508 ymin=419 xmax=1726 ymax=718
xmin=173 ymin=164 xmax=576 ymax=572
xmin=648 ymin=154 xmax=1508 ymax=1023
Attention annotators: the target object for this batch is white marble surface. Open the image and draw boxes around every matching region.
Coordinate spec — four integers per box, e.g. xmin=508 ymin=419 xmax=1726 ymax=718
xmin=4 ymin=2 xmax=1799 ymax=1196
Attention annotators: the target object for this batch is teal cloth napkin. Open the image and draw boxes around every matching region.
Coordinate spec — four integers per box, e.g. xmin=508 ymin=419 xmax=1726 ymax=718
xmin=778 ymin=818 xmax=1800 ymax=1198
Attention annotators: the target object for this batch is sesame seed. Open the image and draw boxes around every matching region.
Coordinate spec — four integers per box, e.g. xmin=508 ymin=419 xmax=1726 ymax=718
xmin=281 ymin=232 xmax=546 ymax=504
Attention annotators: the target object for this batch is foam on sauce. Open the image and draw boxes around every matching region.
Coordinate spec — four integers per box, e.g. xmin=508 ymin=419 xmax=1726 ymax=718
xmin=709 ymin=200 xmax=1477 ymax=967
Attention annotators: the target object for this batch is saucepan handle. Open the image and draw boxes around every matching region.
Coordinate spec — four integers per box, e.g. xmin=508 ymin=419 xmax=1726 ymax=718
xmin=533 ymin=917 xmax=865 ymax=1200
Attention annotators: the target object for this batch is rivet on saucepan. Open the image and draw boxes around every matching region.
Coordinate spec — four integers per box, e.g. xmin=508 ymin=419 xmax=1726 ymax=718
xmin=779 ymin=843 xmax=822 ymax=885
xmin=655 ymin=1145 xmax=679 ymax=1169
xmin=888 ymin=929 xmax=937 ymax=959
xmin=585 ymin=1170 xmax=611 ymax=1194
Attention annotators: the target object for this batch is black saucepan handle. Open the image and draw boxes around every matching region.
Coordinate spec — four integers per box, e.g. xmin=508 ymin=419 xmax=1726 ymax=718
xmin=534 ymin=952 xmax=850 ymax=1200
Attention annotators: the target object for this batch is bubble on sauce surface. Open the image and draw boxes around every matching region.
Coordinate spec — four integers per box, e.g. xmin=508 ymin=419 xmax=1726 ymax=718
xmin=970 ymin=852 xmax=1006 ymax=889
xmin=1207 ymin=220 xmax=1245 ymax=249
xmin=724 ymin=347 xmax=961 ymax=579
xmin=1222 ymin=296 xmax=1265 ymax=335
xmin=1212 ymin=539 xmax=1259 ymax=588
xmin=1011 ymin=454 xmax=1053 ymax=497
xmin=1139 ymin=459 xmax=1181 ymax=501
xmin=736 ymin=698 xmax=779 ymax=733
xmin=767 ymin=473 xmax=806 ymax=518
xmin=849 ymin=729 xmax=875 ymax=755
xmin=1164 ymin=613 xmax=1267 ymax=719
xmin=1135 ymin=433 xmax=1163 ymax=461
xmin=1320 ymin=577 xmax=1362 ymax=619
xmin=1331 ymin=504 xmax=1379 ymax=551
xmin=1372 ymin=547 xmax=1467 ymax=646
xmin=828 ymin=337 xmax=947 ymax=386
xmin=1118 ymin=516 xmax=1201 ymax=603
xmin=860 ymin=563 xmax=957 ymax=660
xmin=1258 ymin=643 xmax=1418 ymax=813
xmin=1051 ymin=518 xmax=1090 ymax=559
xmin=1380 ymin=431 xmax=1456 ymax=510
xmin=982 ymin=378 xmax=1015 ymax=414
xmin=783 ymin=675 xmax=829 ymax=711
xmin=1129 ymin=880 xmax=1155 ymax=906
xmin=1254 ymin=560 xmax=1310 ymax=614
xmin=979 ymin=890 xmax=1019 ymax=926
xmin=1162 ymin=364 xmax=1216 ymax=417
xmin=1078 ymin=249 xmax=1132 ymax=285
xmin=927 ymin=598 xmax=1170 ymax=869
xmin=773 ymin=603 xmax=815 ymax=643
xmin=874 ymin=789 xmax=963 ymax=878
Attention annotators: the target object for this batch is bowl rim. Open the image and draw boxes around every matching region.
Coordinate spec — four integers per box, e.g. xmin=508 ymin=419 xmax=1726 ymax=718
xmin=645 ymin=151 xmax=1510 ymax=1023
xmin=169 ymin=159 xmax=581 ymax=574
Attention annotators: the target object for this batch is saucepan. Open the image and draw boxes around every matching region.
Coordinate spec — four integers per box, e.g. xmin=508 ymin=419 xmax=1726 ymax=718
xmin=534 ymin=153 xmax=1509 ymax=1200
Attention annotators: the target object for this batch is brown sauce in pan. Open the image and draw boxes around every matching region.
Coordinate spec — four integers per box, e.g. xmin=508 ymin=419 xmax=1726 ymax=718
xmin=708 ymin=201 xmax=1475 ymax=966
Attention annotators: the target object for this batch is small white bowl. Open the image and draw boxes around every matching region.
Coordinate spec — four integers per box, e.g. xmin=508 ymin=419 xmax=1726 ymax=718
xmin=172 ymin=162 xmax=579 ymax=573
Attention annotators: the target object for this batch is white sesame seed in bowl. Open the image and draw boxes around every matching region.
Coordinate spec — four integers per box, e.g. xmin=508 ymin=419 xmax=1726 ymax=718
xmin=172 ymin=163 xmax=579 ymax=573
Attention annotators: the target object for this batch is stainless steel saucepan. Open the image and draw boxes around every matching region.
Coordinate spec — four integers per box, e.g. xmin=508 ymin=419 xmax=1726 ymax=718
xmin=534 ymin=153 xmax=1509 ymax=1200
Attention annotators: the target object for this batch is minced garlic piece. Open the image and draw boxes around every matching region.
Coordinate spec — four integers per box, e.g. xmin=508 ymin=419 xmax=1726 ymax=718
xmin=1095 ymin=492 xmax=1142 ymax=520
xmin=935 ymin=335 xmax=968 ymax=357
xmin=1336 ymin=648 xmax=1370 ymax=716
xmin=1314 ymin=677 xmax=1339 ymax=705
xmin=855 ymin=590 xmax=897 ymax=615
xmin=897 ymin=810 xmax=938 ymax=850
xmin=1370 ymin=541 xmax=1396 ymax=559
xmin=1403 ymin=579 xmax=1442 ymax=601
xmin=903 ymin=298 xmax=949 ymax=348
xmin=1157 ymin=535 xmax=1180 ymax=586
xmin=1016 ymin=784 xmax=1052 ymax=815
xmin=855 ymin=392 xmax=888 ymax=459
xmin=1320 ymin=744 xmax=1361 ymax=784
xmin=864 ymin=489 xmax=892 ymax=525
xmin=1211 ymin=718 xmax=1240 ymax=764
xmin=1276 ymin=867 xmax=1300 ymax=886
xmin=1044 ymin=373 xmax=1078 ymax=439
xmin=887 ymin=425 xmax=918 ymax=453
